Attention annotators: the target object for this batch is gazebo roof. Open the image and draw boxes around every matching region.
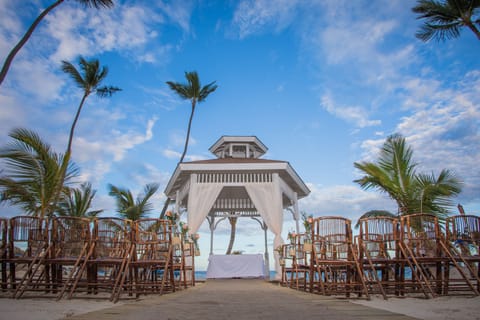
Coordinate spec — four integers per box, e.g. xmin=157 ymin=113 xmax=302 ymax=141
xmin=164 ymin=157 xmax=310 ymax=201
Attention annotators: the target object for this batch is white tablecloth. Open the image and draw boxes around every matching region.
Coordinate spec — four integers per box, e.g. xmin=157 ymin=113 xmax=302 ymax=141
xmin=206 ymin=254 xmax=265 ymax=279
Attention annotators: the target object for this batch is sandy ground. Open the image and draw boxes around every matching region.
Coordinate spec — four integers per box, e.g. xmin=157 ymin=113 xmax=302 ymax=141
xmin=352 ymin=295 xmax=480 ymax=320
xmin=0 ymin=282 xmax=479 ymax=320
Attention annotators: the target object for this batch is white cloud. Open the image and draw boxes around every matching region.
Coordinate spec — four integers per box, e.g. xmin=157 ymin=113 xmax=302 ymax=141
xmin=42 ymin=3 xmax=166 ymax=63
xmin=231 ymin=0 xmax=300 ymax=38
xmin=156 ymin=0 xmax=193 ymax=33
xmin=321 ymin=93 xmax=381 ymax=128
xmin=299 ymin=183 xmax=397 ymax=222
xmin=163 ymin=149 xmax=180 ymax=160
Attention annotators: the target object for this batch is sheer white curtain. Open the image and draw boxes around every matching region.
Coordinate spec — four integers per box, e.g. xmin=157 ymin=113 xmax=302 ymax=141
xmin=187 ymin=182 xmax=223 ymax=235
xmin=245 ymin=177 xmax=284 ymax=279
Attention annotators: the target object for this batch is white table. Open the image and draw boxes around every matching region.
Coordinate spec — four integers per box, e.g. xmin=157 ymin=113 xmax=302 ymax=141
xmin=206 ymin=254 xmax=265 ymax=279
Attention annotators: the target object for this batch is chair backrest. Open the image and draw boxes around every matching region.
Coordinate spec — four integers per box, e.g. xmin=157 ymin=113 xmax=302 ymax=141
xmin=134 ymin=219 xmax=173 ymax=243
xmin=401 ymin=214 xmax=440 ymax=241
xmin=93 ymin=217 xmax=132 ymax=259
xmin=52 ymin=217 xmax=91 ymax=258
xmin=446 ymin=215 xmax=480 ymax=243
xmin=311 ymin=216 xmax=353 ymax=261
xmin=0 ymin=218 xmax=7 ymax=252
xmin=400 ymin=214 xmax=441 ymax=257
xmin=358 ymin=217 xmax=399 ymax=258
xmin=8 ymin=216 xmax=47 ymax=258
xmin=312 ymin=216 xmax=352 ymax=244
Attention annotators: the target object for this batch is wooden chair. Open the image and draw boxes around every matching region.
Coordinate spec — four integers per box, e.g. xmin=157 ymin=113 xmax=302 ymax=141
xmin=0 ymin=218 xmax=8 ymax=291
xmin=399 ymin=213 xmax=479 ymax=298
xmin=48 ymin=217 xmax=91 ymax=299
xmin=120 ymin=219 xmax=175 ymax=300
xmin=280 ymin=243 xmax=295 ymax=287
xmin=8 ymin=216 xmax=51 ymax=298
xmin=445 ymin=214 xmax=480 ymax=294
xmin=171 ymin=233 xmax=195 ymax=290
xmin=61 ymin=217 xmax=133 ymax=301
xmin=285 ymin=233 xmax=311 ymax=291
xmin=357 ymin=217 xmax=400 ymax=299
xmin=310 ymin=216 xmax=369 ymax=299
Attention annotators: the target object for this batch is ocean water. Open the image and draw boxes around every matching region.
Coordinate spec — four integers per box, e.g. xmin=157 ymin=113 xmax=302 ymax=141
xmin=195 ymin=270 xmax=277 ymax=280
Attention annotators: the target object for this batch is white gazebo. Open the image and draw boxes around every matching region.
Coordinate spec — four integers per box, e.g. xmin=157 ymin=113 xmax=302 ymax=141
xmin=164 ymin=136 xmax=310 ymax=278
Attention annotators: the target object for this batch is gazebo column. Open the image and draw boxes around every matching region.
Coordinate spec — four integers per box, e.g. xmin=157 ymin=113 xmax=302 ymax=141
xmin=207 ymin=214 xmax=227 ymax=255
xmin=252 ymin=217 xmax=270 ymax=280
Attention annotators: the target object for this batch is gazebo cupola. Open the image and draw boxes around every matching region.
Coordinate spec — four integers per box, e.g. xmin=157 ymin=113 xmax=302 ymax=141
xmin=209 ymin=136 xmax=267 ymax=159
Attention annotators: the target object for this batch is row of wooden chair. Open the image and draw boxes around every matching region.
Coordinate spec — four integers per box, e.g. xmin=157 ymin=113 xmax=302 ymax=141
xmin=0 ymin=216 xmax=195 ymax=302
xmin=280 ymin=214 xmax=480 ymax=300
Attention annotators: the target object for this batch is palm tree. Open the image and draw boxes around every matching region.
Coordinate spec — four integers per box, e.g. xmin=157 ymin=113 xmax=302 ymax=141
xmin=166 ymin=71 xmax=218 ymax=163
xmin=0 ymin=128 xmax=78 ymax=217
xmin=57 ymin=182 xmax=103 ymax=217
xmin=160 ymin=71 xmax=217 ymax=218
xmin=226 ymin=216 xmax=238 ymax=254
xmin=52 ymin=57 xmax=120 ymax=213
xmin=0 ymin=0 xmax=115 ymax=87
xmin=108 ymin=183 xmax=159 ymax=221
xmin=412 ymin=0 xmax=480 ymax=42
xmin=354 ymin=134 xmax=462 ymax=218
xmin=61 ymin=56 xmax=121 ymax=158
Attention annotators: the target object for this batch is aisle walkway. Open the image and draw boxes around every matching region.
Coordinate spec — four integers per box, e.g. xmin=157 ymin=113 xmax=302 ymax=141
xmin=68 ymin=279 xmax=417 ymax=320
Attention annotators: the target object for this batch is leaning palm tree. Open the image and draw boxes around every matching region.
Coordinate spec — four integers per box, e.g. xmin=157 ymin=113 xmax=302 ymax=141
xmin=57 ymin=182 xmax=103 ymax=218
xmin=52 ymin=57 xmax=120 ymax=213
xmin=61 ymin=56 xmax=121 ymax=158
xmin=108 ymin=183 xmax=159 ymax=221
xmin=0 ymin=128 xmax=78 ymax=218
xmin=0 ymin=0 xmax=115 ymax=86
xmin=354 ymin=134 xmax=462 ymax=217
xmin=160 ymin=71 xmax=217 ymax=218
xmin=166 ymin=71 xmax=218 ymax=163
xmin=412 ymin=0 xmax=480 ymax=42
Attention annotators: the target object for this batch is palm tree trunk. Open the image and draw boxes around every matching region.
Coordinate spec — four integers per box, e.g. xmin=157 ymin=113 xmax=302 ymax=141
xmin=466 ymin=22 xmax=480 ymax=40
xmin=179 ymin=101 xmax=196 ymax=163
xmin=67 ymin=93 xmax=88 ymax=154
xmin=0 ymin=0 xmax=64 ymax=86
xmin=226 ymin=216 xmax=237 ymax=254
xmin=48 ymin=92 xmax=88 ymax=217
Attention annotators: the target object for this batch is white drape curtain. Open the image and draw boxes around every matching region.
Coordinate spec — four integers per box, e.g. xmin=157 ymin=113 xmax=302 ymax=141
xmin=187 ymin=182 xmax=223 ymax=235
xmin=245 ymin=178 xmax=284 ymax=279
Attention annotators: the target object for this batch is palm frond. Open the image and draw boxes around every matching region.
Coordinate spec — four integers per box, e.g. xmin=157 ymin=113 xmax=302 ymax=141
xmin=77 ymin=0 xmax=115 ymax=9
xmin=96 ymin=86 xmax=122 ymax=97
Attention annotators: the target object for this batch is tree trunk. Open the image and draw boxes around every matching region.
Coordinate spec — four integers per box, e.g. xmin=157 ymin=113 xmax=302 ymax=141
xmin=226 ymin=216 xmax=237 ymax=254
xmin=0 ymin=0 xmax=64 ymax=86
xmin=179 ymin=101 xmax=196 ymax=163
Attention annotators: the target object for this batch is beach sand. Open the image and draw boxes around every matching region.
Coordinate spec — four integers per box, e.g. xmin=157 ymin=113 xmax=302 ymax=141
xmin=352 ymin=295 xmax=480 ymax=320
xmin=0 ymin=281 xmax=479 ymax=320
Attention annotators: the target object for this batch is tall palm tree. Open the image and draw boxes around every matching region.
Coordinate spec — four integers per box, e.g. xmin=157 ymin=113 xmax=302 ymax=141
xmin=354 ymin=134 xmax=462 ymax=217
xmin=160 ymin=71 xmax=217 ymax=218
xmin=61 ymin=56 xmax=121 ymax=158
xmin=166 ymin=71 xmax=218 ymax=163
xmin=52 ymin=57 xmax=120 ymax=213
xmin=412 ymin=0 xmax=480 ymax=42
xmin=108 ymin=183 xmax=159 ymax=221
xmin=0 ymin=128 xmax=78 ymax=218
xmin=0 ymin=0 xmax=115 ymax=86
xmin=57 ymin=182 xmax=103 ymax=218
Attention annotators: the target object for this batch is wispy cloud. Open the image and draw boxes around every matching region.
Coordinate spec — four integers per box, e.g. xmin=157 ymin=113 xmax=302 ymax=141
xmin=231 ymin=0 xmax=300 ymax=39
xmin=44 ymin=3 xmax=164 ymax=63
xmin=321 ymin=93 xmax=381 ymax=128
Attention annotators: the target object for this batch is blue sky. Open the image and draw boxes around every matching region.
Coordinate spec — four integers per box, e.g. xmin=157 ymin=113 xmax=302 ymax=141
xmin=1 ymin=0 xmax=479 ymax=270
